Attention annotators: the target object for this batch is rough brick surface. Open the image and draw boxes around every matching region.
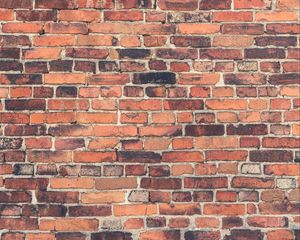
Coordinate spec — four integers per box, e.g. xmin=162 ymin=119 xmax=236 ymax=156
xmin=0 ymin=0 xmax=299 ymax=239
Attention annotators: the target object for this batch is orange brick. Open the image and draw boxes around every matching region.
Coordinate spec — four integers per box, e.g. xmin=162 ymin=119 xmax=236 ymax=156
xmin=34 ymin=35 xmax=75 ymax=46
xmin=178 ymin=24 xmax=220 ymax=34
xmin=59 ymin=10 xmax=101 ymax=22
xmin=256 ymin=11 xmax=299 ymax=21
xmin=76 ymin=112 xmax=117 ymax=124
xmin=44 ymin=73 xmax=86 ymax=84
xmin=195 ymin=137 xmax=239 ymax=149
xmin=81 ymin=192 xmax=125 ymax=203
xmin=40 ymin=218 xmax=98 ymax=231
xmin=172 ymin=164 xmax=193 ymax=176
xmin=206 ymin=99 xmax=247 ymax=110
xmin=114 ymin=204 xmax=157 ymax=216
xmin=213 ymin=36 xmax=253 ymax=47
xmin=50 ymin=178 xmax=94 ymax=189
xmin=204 ymin=204 xmax=245 ymax=215
xmin=2 ymin=23 xmax=42 ymax=33
xmin=23 ymin=48 xmax=62 ymax=59
xmin=195 ymin=217 xmax=220 ymax=228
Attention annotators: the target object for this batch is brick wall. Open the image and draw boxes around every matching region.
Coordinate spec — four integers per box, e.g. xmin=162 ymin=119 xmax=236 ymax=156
xmin=0 ymin=0 xmax=299 ymax=239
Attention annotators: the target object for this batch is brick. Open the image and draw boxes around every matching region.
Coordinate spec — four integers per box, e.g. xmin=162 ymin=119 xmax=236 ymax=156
xmin=117 ymin=0 xmax=153 ymax=9
xmin=0 ymin=9 xmax=14 ymax=20
xmin=156 ymin=48 xmax=197 ymax=60
xmin=185 ymin=231 xmax=220 ymax=240
xmin=159 ymin=203 xmax=201 ymax=215
xmin=44 ymin=22 xmax=88 ymax=34
xmin=204 ymin=204 xmax=245 ymax=215
xmin=0 ymin=0 xmax=32 ymax=8
xmin=91 ymin=232 xmax=132 ymax=240
xmin=224 ymin=229 xmax=263 ymax=240
xmin=221 ymin=23 xmax=264 ymax=34
xmin=5 ymin=99 xmax=45 ymax=111
xmin=227 ymin=124 xmax=268 ymax=135
xmin=96 ymin=177 xmax=137 ymax=190
xmin=81 ymin=192 xmax=125 ymax=204
xmin=256 ymin=11 xmax=298 ymax=22
xmin=269 ymin=73 xmax=300 ymax=85
xmin=23 ymin=48 xmax=62 ymax=59
xmin=200 ymin=49 xmax=242 ymax=60
xmin=16 ymin=10 xmax=56 ymax=21
xmin=141 ymin=178 xmax=181 ymax=189
xmin=40 ymin=218 xmax=98 ymax=231
xmin=114 ymin=204 xmax=157 ymax=216
xmin=178 ymin=24 xmax=220 ymax=34
xmin=206 ymin=150 xmax=248 ymax=161
xmin=2 ymin=23 xmax=42 ymax=33
xmin=34 ymin=36 xmax=75 ymax=47
xmin=224 ymin=73 xmax=266 ymax=85
xmin=0 ymin=48 xmax=20 ymax=59
xmin=159 ymin=0 xmax=197 ymax=10
xmin=213 ymin=36 xmax=253 ymax=47
xmin=28 ymin=151 xmax=72 ymax=163
xmin=185 ymin=177 xmax=228 ymax=188
xmin=245 ymin=48 xmax=285 ymax=59
xmin=165 ymin=100 xmax=204 ymax=110
xmin=36 ymin=190 xmax=78 ymax=203
xmin=133 ymin=72 xmax=176 ymax=84
xmin=59 ymin=10 xmax=100 ymax=22
xmin=178 ymin=73 xmax=220 ymax=85
xmin=171 ymin=36 xmax=210 ymax=48
xmin=0 ymin=218 xmax=38 ymax=230
xmin=185 ymin=125 xmax=225 ymax=136
xmin=232 ymin=176 xmax=275 ymax=189
xmin=234 ymin=0 xmax=272 ymax=9
xmin=213 ymin=11 xmax=253 ymax=22
xmin=250 ymin=150 xmax=293 ymax=162
xmin=104 ymin=10 xmax=143 ymax=21
xmin=267 ymin=230 xmax=294 ymax=240
xmin=259 ymin=202 xmax=300 ymax=214
xmin=264 ymin=164 xmax=299 ymax=176
xmin=140 ymin=230 xmax=179 ymax=240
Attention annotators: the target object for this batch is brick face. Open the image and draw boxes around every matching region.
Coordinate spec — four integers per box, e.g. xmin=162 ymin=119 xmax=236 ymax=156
xmin=0 ymin=0 xmax=299 ymax=239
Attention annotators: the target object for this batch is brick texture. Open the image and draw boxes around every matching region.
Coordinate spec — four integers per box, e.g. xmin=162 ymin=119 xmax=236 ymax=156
xmin=0 ymin=0 xmax=299 ymax=239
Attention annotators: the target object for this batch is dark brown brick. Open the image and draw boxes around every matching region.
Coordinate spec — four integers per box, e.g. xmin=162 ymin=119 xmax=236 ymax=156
xmin=185 ymin=125 xmax=225 ymax=136
xmin=5 ymin=99 xmax=45 ymax=111
xmin=185 ymin=231 xmax=220 ymax=240
xmin=227 ymin=124 xmax=268 ymax=135
xmin=141 ymin=178 xmax=182 ymax=189
xmin=16 ymin=10 xmax=57 ymax=21
xmin=250 ymin=150 xmax=293 ymax=162
xmin=118 ymin=151 xmax=161 ymax=163
xmin=269 ymin=73 xmax=300 ymax=85
xmin=184 ymin=177 xmax=228 ymax=189
xmin=245 ymin=48 xmax=285 ymax=59
xmin=171 ymin=36 xmax=211 ymax=48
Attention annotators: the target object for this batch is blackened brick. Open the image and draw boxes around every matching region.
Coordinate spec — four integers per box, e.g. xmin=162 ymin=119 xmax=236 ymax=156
xmin=56 ymin=86 xmax=77 ymax=98
xmin=133 ymin=72 xmax=176 ymax=84
xmin=118 ymin=49 xmax=151 ymax=59
xmin=185 ymin=125 xmax=225 ymax=136
xmin=269 ymin=74 xmax=300 ymax=85
xmin=250 ymin=150 xmax=293 ymax=162
xmin=171 ymin=36 xmax=211 ymax=48
xmin=91 ymin=232 xmax=132 ymax=240
xmin=118 ymin=151 xmax=161 ymax=163
xmin=0 ymin=48 xmax=20 ymax=59
xmin=5 ymin=99 xmax=46 ymax=111
xmin=227 ymin=124 xmax=268 ymax=135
